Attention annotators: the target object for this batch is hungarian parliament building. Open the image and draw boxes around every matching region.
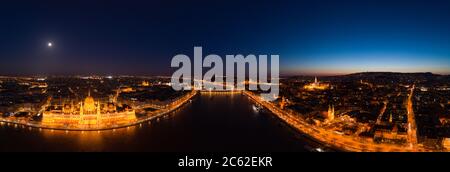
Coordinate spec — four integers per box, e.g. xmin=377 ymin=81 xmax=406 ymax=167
xmin=42 ymin=92 xmax=136 ymax=128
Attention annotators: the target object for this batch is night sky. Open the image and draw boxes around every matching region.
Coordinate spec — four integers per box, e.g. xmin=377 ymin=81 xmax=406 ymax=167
xmin=0 ymin=0 xmax=449 ymax=76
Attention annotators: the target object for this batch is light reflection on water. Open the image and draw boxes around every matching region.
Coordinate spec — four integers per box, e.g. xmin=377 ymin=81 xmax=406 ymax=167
xmin=40 ymin=126 xmax=138 ymax=151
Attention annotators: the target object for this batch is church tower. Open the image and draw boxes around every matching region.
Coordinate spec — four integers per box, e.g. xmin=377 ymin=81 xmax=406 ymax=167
xmin=280 ymin=97 xmax=287 ymax=109
xmin=389 ymin=112 xmax=393 ymax=123
xmin=327 ymin=104 xmax=335 ymax=122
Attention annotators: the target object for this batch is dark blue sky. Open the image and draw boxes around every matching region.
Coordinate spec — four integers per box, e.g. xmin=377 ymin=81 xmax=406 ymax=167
xmin=0 ymin=0 xmax=449 ymax=75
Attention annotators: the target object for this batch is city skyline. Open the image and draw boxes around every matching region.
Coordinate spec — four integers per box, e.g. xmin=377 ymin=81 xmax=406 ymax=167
xmin=4 ymin=1 xmax=450 ymax=166
xmin=1 ymin=72 xmax=449 ymax=152
xmin=0 ymin=0 xmax=449 ymax=76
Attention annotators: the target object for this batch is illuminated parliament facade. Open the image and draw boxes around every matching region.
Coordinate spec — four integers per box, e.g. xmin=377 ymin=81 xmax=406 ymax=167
xmin=42 ymin=92 xmax=136 ymax=128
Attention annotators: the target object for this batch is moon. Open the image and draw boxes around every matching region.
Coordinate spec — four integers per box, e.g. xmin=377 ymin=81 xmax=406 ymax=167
xmin=47 ymin=42 xmax=53 ymax=47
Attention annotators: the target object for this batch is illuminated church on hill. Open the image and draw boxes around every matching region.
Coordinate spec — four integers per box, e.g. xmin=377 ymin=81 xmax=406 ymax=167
xmin=303 ymin=77 xmax=330 ymax=90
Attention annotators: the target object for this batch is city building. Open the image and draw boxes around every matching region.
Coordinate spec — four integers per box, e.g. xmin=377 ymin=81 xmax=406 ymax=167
xmin=42 ymin=91 xmax=136 ymax=128
xmin=327 ymin=104 xmax=335 ymax=122
xmin=303 ymin=77 xmax=330 ymax=90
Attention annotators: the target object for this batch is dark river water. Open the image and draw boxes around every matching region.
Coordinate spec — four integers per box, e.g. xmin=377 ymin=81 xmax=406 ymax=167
xmin=0 ymin=93 xmax=324 ymax=152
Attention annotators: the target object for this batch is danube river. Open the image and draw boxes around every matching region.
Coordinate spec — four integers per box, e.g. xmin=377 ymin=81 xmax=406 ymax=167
xmin=0 ymin=93 xmax=326 ymax=152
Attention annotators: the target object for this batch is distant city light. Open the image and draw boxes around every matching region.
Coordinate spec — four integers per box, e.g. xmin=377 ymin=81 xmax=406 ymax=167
xmin=315 ymin=148 xmax=324 ymax=152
